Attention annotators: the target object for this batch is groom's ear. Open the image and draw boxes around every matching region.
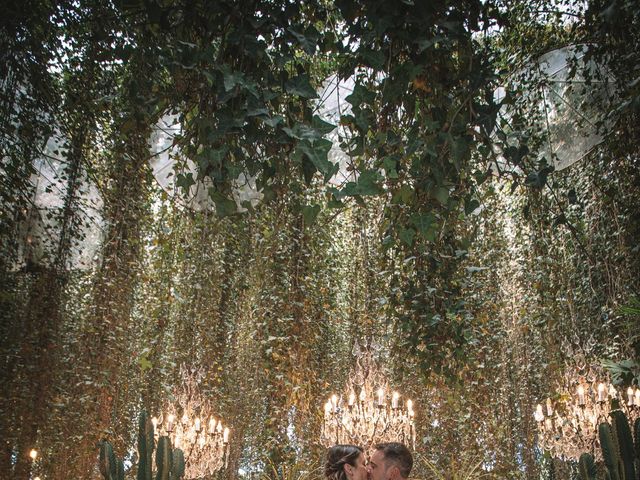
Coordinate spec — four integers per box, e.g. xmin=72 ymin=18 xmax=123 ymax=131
xmin=389 ymin=464 xmax=401 ymax=480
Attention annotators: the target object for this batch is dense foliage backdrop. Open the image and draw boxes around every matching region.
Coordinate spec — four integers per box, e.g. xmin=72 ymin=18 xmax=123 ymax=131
xmin=1 ymin=0 xmax=639 ymax=479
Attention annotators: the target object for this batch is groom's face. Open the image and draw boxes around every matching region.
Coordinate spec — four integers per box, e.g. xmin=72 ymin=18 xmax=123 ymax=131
xmin=367 ymin=450 xmax=392 ymax=480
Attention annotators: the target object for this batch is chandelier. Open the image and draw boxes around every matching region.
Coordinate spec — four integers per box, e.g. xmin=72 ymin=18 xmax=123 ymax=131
xmin=321 ymin=342 xmax=416 ymax=450
xmin=152 ymin=367 xmax=230 ymax=478
xmin=534 ymin=373 xmax=640 ymax=460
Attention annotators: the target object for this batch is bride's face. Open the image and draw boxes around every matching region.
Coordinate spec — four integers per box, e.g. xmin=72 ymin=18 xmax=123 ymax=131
xmin=346 ymin=453 xmax=368 ymax=480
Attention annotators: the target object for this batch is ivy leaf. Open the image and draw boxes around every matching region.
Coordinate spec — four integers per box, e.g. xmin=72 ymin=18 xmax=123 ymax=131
xmin=358 ymin=48 xmax=386 ymax=70
xmin=346 ymin=84 xmax=376 ymax=109
xmin=209 ymin=189 xmax=237 ymax=217
xmin=138 ymin=356 xmax=152 ymax=372
xmin=285 ymin=75 xmax=318 ymax=99
xmin=338 ymin=169 xmax=384 ymax=198
xmin=295 ymin=139 xmax=336 ymax=181
xmin=312 ymin=115 xmax=337 ymax=135
xmin=525 ymin=165 xmax=554 ymax=189
xmin=411 ymin=213 xmax=436 ymax=236
xmin=391 ymin=185 xmax=415 ymax=205
xmin=176 ymin=172 xmax=195 ymax=192
xmin=302 ymin=204 xmax=321 ymax=226
xmin=399 ymin=228 xmax=416 ymax=246
xmin=283 ymin=120 xmax=332 ymax=141
xmin=261 ymin=116 xmax=284 ymax=128
xmin=432 ymin=186 xmax=450 ymax=205
xmin=464 ymin=198 xmax=480 ymax=214
xmin=382 ymin=156 xmax=399 ymax=178
xmin=288 ymin=26 xmax=319 ymax=55
xmin=220 ymin=65 xmax=246 ymax=92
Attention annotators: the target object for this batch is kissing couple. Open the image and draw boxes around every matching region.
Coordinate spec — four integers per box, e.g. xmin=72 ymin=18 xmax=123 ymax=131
xmin=325 ymin=443 xmax=412 ymax=480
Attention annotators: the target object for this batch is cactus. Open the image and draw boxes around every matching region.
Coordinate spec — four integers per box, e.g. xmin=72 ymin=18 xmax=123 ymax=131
xmin=99 ymin=440 xmax=119 ymax=480
xmin=117 ymin=458 xmax=125 ymax=480
xmin=634 ymin=418 xmax=640 ymax=465
xmin=171 ymin=448 xmax=186 ymax=480
xmin=611 ymin=410 xmax=636 ymax=480
xmin=600 ymin=422 xmax=622 ymax=480
xmin=156 ymin=436 xmax=173 ymax=480
xmin=138 ymin=411 xmax=155 ymax=480
xmin=99 ymin=412 xmax=186 ymax=480
xmin=578 ymin=452 xmax=597 ymax=480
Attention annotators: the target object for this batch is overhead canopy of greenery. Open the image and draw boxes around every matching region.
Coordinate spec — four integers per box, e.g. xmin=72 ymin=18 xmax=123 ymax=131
xmin=1 ymin=0 xmax=639 ymax=479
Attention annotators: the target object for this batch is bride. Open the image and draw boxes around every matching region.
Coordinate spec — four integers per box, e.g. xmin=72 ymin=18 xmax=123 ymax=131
xmin=324 ymin=445 xmax=368 ymax=480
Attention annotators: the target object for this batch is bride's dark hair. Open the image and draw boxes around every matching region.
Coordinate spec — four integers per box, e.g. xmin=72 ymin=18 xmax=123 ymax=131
xmin=325 ymin=445 xmax=364 ymax=480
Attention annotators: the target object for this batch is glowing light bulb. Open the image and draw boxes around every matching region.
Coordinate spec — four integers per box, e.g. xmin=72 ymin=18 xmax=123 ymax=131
xmin=209 ymin=417 xmax=216 ymax=434
xmin=29 ymin=449 xmax=38 ymax=460
xmin=577 ymin=385 xmax=585 ymax=406
xmin=392 ymin=392 xmax=400 ymax=409
xmin=598 ymin=383 xmax=607 ymax=402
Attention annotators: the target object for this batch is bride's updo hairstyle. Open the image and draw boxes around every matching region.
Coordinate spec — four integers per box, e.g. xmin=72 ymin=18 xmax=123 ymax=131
xmin=325 ymin=445 xmax=364 ymax=480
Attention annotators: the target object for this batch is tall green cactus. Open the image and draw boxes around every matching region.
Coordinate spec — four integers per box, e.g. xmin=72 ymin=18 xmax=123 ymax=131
xmin=578 ymin=452 xmax=597 ymax=480
xmin=600 ymin=422 xmax=621 ymax=480
xmin=99 ymin=440 xmax=118 ymax=480
xmin=171 ymin=448 xmax=186 ymax=480
xmin=99 ymin=411 xmax=186 ymax=480
xmin=138 ymin=411 xmax=155 ymax=480
xmin=117 ymin=458 xmax=125 ymax=480
xmin=634 ymin=418 xmax=640 ymax=465
xmin=611 ymin=410 xmax=636 ymax=480
xmin=156 ymin=436 xmax=173 ymax=480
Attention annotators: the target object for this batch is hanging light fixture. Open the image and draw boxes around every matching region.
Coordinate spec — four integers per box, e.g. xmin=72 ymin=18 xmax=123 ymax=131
xmin=153 ymin=367 xmax=230 ymax=478
xmin=534 ymin=373 xmax=640 ymax=460
xmin=321 ymin=342 xmax=416 ymax=450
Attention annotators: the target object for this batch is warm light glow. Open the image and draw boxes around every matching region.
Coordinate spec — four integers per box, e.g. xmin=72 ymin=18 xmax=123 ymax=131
xmin=321 ymin=346 xmax=416 ymax=450
xmin=29 ymin=449 xmax=38 ymax=460
xmin=209 ymin=417 xmax=216 ymax=434
xmin=577 ymin=385 xmax=586 ymax=406
xmin=152 ymin=417 xmax=158 ymax=430
xmin=635 ymin=389 xmax=640 ymax=407
xmin=534 ymin=404 xmax=544 ymax=422
xmin=535 ymin=374 xmax=640 ymax=461
xmin=159 ymin=367 xmax=230 ymax=477
xmin=597 ymin=383 xmax=607 ymax=402
xmin=392 ymin=391 xmax=400 ymax=409
xmin=223 ymin=427 xmax=230 ymax=443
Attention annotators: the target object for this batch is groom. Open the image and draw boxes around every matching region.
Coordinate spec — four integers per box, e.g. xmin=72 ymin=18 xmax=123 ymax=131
xmin=367 ymin=443 xmax=413 ymax=480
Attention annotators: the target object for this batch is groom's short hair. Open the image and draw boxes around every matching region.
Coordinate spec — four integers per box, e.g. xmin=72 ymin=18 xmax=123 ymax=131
xmin=374 ymin=442 xmax=413 ymax=479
